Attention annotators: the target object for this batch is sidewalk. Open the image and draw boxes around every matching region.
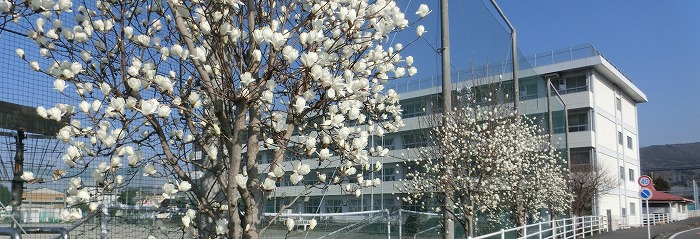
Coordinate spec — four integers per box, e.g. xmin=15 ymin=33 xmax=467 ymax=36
xmin=588 ymin=217 xmax=700 ymax=239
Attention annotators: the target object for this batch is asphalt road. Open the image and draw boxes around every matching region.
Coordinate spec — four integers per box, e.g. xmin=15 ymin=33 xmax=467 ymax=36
xmin=587 ymin=217 xmax=700 ymax=239
xmin=668 ymin=227 xmax=700 ymax=239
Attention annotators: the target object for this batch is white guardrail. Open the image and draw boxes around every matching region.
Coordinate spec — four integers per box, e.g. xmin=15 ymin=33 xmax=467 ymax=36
xmin=468 ymin=216 xmax=607 ymax=239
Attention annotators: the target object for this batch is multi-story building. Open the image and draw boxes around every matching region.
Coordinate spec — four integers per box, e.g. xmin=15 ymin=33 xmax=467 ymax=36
xmin=528 ymin=45 xmax=648 ymax=227
xmin=263 ymin=44 xmax=647 ymax=227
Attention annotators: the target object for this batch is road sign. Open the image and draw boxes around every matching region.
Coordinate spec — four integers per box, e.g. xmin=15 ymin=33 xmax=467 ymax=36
xmin=640 ymin=187 xmax=653 ymax=200
xmin=638 ymin=175 xmax=653 ymax=187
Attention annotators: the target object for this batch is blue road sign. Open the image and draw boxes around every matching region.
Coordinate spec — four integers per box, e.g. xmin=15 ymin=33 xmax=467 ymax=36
xmin=640 ymin=187 xmax=653 ymax=200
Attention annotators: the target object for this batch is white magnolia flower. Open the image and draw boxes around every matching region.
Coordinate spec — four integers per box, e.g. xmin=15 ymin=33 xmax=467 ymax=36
xmin=285 ymin=218 xmax=295 ymax=231
xmin=309 ymin=219 xmax=317 ymax=230
xmin=29 ymin=61 xmax=40 ymax=71
xmin=78 ymin=101 xmax=90 ymax=113
xmin=162 ymin=182 xmax=177 ymax=197
xmin=140 ymin=99 xmax=159 ymax=115
xmin=15 ymin=48 xmax=24 ymax=58
xmin=262 ymin=178 xmax=276 ymax=191
xmin=300 ymin=52 xmax=318 ymax=67
xmin=282 ymin=45 xmax=299 ymax=62
xmin=178 ymin=181 xmax=192 ymax=192
xmin=70 ymin=177 xmax=81 ymax=188
xmin=21 ymin=171 xmax=35 ymax=182
xmin=293 ymin=97 xmax=307 ymax=113
xmin=54 ymin=79 xmax=67 ymax=93
xmin=124 ymin=26 xmax=134 ymax=39
xmin=240 ymin=72 xmax=253 ymax=85
xmin=0 ymin=0 xmax=12 ymax=13
xmin=215 ymin=218 xmax=229 ymax=235
xmin=415 ymin=4 xmax=431 ymax=18
xmin=89 ymin=202 xmax=99 ymax=212
xmin=36 ymin=106 xmax=48 ymax=118
xmin=416 ymin=25 xmax=426 ymax=37
xmin=182 ymin=215 xmax=192 ymax=228
xmin=143 ymin=164 xmax=156 ymax=176
xmin=235 ymin=174 xmax=248 ymax=188
xmin=157 ymin=105 xmax=171 ymax=118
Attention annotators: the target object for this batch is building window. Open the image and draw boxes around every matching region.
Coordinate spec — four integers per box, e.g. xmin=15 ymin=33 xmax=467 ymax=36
xmin=570 ymin=148 xmax=592 ymax=172
xmin=325 ymin=199 xmax=343 ymax=213
xmin=629 ymin=169 xmax=634 ymax=181
xmin=348 ymin=199 xmax=362 ymax=212
xmin=621 ymin=207 xmax=627 ymax=217
xmin=401 ymin=131 xmax=428 ymax=149
xmin=616 ymin=97 xmax=622 ymax=111
xmin=630 ymin=203 xmax=636 ymax=216
xmin=553 ymin=75 xmax=587 ymax=94
xmin=519 ymin=81 xmax=539 ymax=100
xmin=568 ymin=109 xmax=589 ymax=132
xmin=401 ymin=100 xmax=425 ymax=118
xmin=305 ymin=197 xmax=320 ymax=213
xmin=374 ymin=137 xmax=395 ymax=150
xmin=627 ymin=136 xmax=633 ymax=149
xmin=618 ymin=131 xmax=623 ymax=145
xmin=619 ymin=166 xmax=625 ymax=179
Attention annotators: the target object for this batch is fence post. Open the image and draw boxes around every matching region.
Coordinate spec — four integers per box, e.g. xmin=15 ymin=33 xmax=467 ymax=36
xmin=398 ymin=210 xmax=402 ymax=239
xmin=100 ymin=204 xmax=108 ymax=239
xmin=571 ymin=217 xmax=578 ymax=238
xmin=501 ymin=228 xmax=505 ymax=239
xmin=385 ymin=209 xmax=390 ymax=239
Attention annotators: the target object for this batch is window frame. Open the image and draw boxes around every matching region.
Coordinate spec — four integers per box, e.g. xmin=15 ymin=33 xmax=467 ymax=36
xmin=627 ymin=136 xmax=633 ymax=149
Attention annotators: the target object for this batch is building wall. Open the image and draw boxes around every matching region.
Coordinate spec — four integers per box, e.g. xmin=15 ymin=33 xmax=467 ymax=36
xmin=587 ymin=68 xmax=642 ymax=226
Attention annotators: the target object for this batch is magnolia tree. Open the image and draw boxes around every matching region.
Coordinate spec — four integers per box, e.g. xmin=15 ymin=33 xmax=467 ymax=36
xmin=400 ymin=88 xmax=571 ymax=236
xmin=8 ymin=0 xmax=431 ymax=237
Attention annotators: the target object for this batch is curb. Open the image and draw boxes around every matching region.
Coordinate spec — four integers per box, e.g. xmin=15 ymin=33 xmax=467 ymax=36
xmin=653 ymin=221 xmax=700 ymax=239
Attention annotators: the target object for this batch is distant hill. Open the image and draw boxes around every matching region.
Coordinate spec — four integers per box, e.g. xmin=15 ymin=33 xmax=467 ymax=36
xmin=640 ymin=142 xmax=700 ymax=170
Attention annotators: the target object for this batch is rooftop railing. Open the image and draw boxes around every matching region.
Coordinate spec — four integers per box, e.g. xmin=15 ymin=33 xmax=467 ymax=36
xmin=387 ymin=44 xmax=602 ymax=94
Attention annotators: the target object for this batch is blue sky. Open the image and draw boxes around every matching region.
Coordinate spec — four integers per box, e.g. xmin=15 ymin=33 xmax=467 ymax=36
xmin=400 ymin=0 xmax=700 ymax=146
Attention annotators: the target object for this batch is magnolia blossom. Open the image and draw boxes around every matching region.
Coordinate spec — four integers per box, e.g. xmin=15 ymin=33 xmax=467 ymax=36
xmin=416 ymin=25 xmax=426 ymax=37
xmin=20 ymin=171 xmax=35 ymax=182
xmin=415 ymin=4 xmax=431 ymax=18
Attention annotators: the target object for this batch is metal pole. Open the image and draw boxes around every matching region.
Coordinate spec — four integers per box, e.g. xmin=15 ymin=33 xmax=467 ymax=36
xmin=10 ymin=129 xmax=25 ymax=228
xmin=546 ymin=77 xmax=553 ymax=141
xmin=512 ymin=30 xmax=519 ymax=114
xmin=399 ymin=209 xmax=403 ymax=239
xmin=440 ymin=0 xmax=454 ymax=238
xmin=488 ymin=0 xmax=518 ymax=114
xmin=694 ymin=179 xmax=698 ymax=210
xmin=100 ymin=202 xmax=108 ymax=239
xmin=646 ymin=200 xmax=650 ymax=239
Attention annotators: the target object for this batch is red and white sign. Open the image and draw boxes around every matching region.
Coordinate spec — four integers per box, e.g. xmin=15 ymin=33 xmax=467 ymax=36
xmin=638 ymin=175 xmax=653 ymax=187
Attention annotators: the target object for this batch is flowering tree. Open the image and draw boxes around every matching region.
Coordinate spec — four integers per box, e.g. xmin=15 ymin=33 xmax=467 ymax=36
xmin=8 ymin=0 xmax=430 ymax=238
xmin=401 ymin=86 xmax=571 ymax=236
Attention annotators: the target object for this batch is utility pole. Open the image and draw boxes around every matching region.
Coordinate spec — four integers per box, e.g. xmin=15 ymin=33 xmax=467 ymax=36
xmin=440 ymin=0 xmax=454 ymax=238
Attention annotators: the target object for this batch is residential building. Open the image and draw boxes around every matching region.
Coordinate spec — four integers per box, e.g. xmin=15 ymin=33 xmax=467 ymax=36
xmin=262 ymin=44 xmax=646 ymax=227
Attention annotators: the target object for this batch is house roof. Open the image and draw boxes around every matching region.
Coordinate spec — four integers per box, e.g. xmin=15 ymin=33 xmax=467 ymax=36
xmin=650 ymin=189 xmax=693 ymax=203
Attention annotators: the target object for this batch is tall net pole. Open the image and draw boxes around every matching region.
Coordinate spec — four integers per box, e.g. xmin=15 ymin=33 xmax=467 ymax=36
xmin=10 ymin=129 xmax=25 ymax=228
